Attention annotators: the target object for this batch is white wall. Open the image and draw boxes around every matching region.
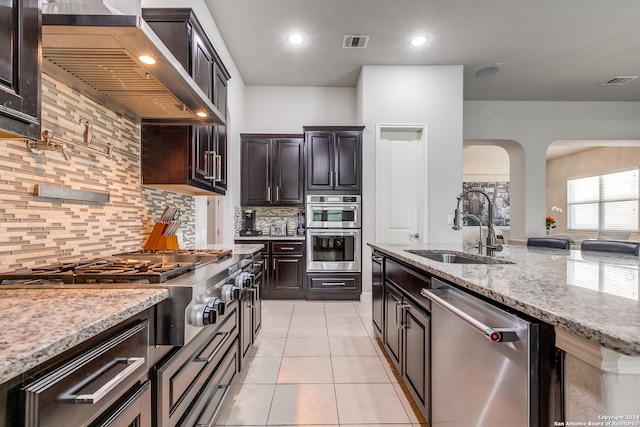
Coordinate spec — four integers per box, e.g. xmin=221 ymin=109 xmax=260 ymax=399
xmin=243 ymin=86 xmax=357 ymax=133
xmin=358 ymin=65 xmax=464 ymax=297
xmin=464 ymin=101 xmax=640 ymax=240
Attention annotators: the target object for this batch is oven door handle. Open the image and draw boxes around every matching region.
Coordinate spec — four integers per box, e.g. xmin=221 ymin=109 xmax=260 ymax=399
xmin=309 ymin=231 xmax=358 ymax=236
xmin=59 ymin=357 xmax=145 ymax=404
xmin=307 ymin=204 xmax=359 ymax=210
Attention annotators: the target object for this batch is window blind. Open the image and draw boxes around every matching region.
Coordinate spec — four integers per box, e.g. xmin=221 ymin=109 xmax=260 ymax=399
xmin=567 ymin=169 xmax=639 ymax=231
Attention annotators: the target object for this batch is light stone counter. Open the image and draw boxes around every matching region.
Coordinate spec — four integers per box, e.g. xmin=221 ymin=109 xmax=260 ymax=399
xmin=368 ymin=242 xmax=640 ymax=356
xmin=370 ymin=242 xmax=640 ymax=416
xmin=0 ymin=288 xmax=168 ymax=385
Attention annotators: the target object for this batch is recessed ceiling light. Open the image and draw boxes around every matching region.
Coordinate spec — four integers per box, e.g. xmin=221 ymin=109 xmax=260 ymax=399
xmin=288 ymin=34 xmax=304 ymax=45
xmin=196 ymin=111 xmax=207 ymax=118
xmin=138 ymin=55 xmax=156 ymax=65
xmin=410 ymin=36 xmax=428 ymax=46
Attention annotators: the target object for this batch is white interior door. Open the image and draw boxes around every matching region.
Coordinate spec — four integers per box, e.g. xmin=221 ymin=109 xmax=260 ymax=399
xmin=376 ymin=125 xmax=428 ymax=244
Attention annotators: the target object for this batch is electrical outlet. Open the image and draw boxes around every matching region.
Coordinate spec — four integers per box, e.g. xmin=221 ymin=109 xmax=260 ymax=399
xmin=447 ymin=214 xmax=454 ymax=225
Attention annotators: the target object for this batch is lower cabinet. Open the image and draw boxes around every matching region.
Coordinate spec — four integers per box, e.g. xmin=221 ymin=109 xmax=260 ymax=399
xmin=235 ymin=240 xmax=305 ymax=299
xmin=380 ymin=259 xmax=431 ymax=424
xmin=306 ymin=272 xmax=361 ymax=300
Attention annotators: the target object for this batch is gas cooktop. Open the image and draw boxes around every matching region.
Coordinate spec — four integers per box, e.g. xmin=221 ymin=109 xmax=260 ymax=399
xmin=0 ymin=258 xmax=197 ymax=285
xmin=121 ymin=248 xmax=233 ymax=261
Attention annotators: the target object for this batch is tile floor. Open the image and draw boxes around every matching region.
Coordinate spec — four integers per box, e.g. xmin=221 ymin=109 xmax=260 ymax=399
xmin=214 ymin=299 xmax=428 ymax=427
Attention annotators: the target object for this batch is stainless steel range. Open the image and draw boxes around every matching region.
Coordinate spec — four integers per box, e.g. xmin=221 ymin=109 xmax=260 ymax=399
xmin=0 ymin=248 xmax=259 ymax=427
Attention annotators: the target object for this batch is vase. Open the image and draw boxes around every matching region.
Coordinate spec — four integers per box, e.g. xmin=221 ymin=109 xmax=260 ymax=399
xmin=545 ymin=229 xmax=551 ymax=235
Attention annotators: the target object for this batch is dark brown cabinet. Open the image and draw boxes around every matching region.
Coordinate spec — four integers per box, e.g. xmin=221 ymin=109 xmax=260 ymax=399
xmin=306 ymin=272 xmax=361 ymax=300
xmin=304 ymin=126 xmax=363 ymax=194
xmin=141 ymin=9 xmax=230 ymax=195
xmin=241 ymin=134 xmax=305 ymax=206
xmin=235 ymin=240 xmax=305 ymax=299
xmin=381 ymin=258 xmax=431 ymax=423
xmin=141 ymin=123 xmax=226 ymax=195
xmin=0 ymin=0 xmax=41 ymax=140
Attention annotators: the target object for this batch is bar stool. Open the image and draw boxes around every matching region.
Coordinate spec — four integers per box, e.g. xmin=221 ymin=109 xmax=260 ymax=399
xmin=580 ymin=239 xmax=640 ymax=255
xmin=527 ymin=237 xmax=571 ymax=250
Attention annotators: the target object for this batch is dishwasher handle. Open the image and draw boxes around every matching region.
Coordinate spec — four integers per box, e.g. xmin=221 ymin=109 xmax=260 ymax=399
xmin=421 ymin=288 xmax=518 ymax=343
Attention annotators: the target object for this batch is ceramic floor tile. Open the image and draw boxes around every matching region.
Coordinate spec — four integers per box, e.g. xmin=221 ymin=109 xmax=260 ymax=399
xmin=262 ymin=300 xmax=295 ymax=313
xmin=267 ymin=384 xmax=339 ymax=425
xmin=235 ymin=355 xmax=281 ymax=384
xmin=277 ymin=356 xmax=333 ymax=383
xmin=283 ymin=337 xmax=331 ymax=356
xmin=292 ymin=301 xmax=326 ymax=312
xmin=214 ymin=383 xmax=275 ymax=425
xmin=332 ymin=356 xmax=392 ymax=383
xmin=326 ymin=320 xmax=369 ymax=337
xmin=251 ymin=336 xmax=286 ymax=358
xmin=258 ymin=318 xmax=291 ymax=337
xmin=287 ymin=320 xmax=328 ymax=337
xmin=334 ymin=383 xmax=412 ymax=424
xmin=328 ymin=336 xmax=378 ymax=356
xmin=393 ymin=382 xmax=428 ymax=424
xmin=290 ymin=312 xmax=326 ymax=323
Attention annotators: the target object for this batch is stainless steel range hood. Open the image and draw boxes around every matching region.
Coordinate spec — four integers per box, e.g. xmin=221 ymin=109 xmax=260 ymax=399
xmin=42 ymin=0 xmax=226 ymax=125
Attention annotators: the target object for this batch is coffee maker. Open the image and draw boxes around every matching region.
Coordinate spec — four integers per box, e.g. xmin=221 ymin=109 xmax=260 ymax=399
xmin=239 ymin=209 xmax=262 ymax=236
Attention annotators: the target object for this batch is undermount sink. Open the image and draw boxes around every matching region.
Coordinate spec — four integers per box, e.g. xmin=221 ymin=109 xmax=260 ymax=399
xmin=405 ymin=250 xmax=514 ymax=265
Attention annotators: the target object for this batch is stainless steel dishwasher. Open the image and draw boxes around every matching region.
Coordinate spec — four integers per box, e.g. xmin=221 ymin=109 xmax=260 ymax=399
xmin=422 ymin=278 xmax=539 ymax=427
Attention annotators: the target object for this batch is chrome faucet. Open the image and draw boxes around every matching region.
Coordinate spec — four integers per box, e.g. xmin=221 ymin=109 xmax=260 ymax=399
xmin=459 ymin=213 xmax=484 ymax=254
xmin=453 ymin=189 xmax=503 ymax=255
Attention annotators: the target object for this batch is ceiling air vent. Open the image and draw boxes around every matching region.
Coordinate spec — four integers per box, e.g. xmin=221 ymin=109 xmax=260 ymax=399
xmin=600 ymin=76 xmax=638 ymax=86
xmin=342 ymin=35 xmax=369 ymax=49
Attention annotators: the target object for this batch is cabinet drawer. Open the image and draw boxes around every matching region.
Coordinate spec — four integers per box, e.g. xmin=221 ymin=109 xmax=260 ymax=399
xmin=385 ymin=258 xmax=431 ymax=308
xmin=308 ymin=276 xmax=359 ymax=291
xmin=272 ymin=242 xmax=303 ymax=254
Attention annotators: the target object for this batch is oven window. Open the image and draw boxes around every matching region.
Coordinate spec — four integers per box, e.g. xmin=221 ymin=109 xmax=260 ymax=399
xmin=311 ymin=235 xmax=355 ymax=262
xmin=311 ymin=209 xmax=356 ymax=223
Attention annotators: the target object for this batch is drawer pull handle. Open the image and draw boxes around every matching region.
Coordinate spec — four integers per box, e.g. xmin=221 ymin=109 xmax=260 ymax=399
xmin=59 ymin=357 xmax=145 ymax=404
xmin=280 ymin=247 xmax=295 ymax=250
xmin=195 ymin=332 xmax=231 ymax=363
xmin=322 ymin=281 xmax=346 ymax=287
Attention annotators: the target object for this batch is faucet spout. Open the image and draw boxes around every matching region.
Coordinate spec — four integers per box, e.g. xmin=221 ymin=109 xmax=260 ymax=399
xmin=452 ymin=189 xmax=502 ymax=255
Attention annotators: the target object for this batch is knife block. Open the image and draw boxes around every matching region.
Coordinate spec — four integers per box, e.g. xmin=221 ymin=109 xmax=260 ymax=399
xmin=144 ymin=222 xmax=179 ymax=251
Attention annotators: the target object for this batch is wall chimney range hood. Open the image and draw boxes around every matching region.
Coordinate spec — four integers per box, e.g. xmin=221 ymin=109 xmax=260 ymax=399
xmin=42 ymin=0 xmax=225 ymax=125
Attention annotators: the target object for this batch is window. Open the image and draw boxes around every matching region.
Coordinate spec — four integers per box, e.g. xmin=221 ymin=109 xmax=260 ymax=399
xmin=567 ymin=169 xmax=639 ymax=231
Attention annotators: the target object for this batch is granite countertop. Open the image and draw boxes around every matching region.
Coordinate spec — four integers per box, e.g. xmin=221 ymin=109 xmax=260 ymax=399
xmin=0 ymin=244 xmax=262 ymax=386
xmin=0 ymin=288 xmax=169 ymax=385
xmin=369 ymin=242 xmax=640 ymax=356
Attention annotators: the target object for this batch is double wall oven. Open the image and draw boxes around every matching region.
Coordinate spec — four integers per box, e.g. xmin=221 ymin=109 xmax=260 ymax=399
xmin=306 ymin=195 xmax=361 ymax=272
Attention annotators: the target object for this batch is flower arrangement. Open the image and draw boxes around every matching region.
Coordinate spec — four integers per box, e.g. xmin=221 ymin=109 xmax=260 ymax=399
xmin=545 ymin=206 xmax=563 ymax=231
xmin=546 ymin=216 xmax=556 ymax=231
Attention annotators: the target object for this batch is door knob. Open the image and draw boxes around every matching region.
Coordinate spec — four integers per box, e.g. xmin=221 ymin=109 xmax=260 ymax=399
xmin=409 ymin=232 xmax=419 ymax=241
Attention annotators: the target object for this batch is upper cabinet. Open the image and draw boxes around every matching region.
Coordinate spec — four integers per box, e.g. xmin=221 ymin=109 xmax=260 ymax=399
xmin=141 ymin=9 xmax=230 ymax=195
xmin=304 ymin=126 xmax=363 ymax=194
xmin=241 ymin=135 xmax=305 ymax=206
xmin=0 ymin=0 xmax=41 ymax=140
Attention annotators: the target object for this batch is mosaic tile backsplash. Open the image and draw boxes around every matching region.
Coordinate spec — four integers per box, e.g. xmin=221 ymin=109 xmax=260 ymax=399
xmin=234 ymin=206 xmax=305 ymax=236
xmin=0 ymin=75 xmax=195 ymax=270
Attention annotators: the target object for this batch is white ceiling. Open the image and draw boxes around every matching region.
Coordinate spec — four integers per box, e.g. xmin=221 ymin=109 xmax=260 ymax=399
xmin=205 ymin=0 xmax=640 ymax=101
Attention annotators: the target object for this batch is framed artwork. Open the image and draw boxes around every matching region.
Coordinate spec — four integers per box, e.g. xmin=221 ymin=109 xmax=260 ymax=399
xmin=461 ymin=182 xmax=510 ymax=226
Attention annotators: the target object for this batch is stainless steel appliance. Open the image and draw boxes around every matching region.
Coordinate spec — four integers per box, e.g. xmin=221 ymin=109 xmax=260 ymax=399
xmin=306 ymin=195 xmax=361 ymax=273
xmin=306 ymin=229 xmax=361 ymax=272
xmin=306 ymin=195 xmax=361 ymax=228
xmin=0 ymin=249 xmax=255 ymax=427
xmin=421 ymin=279 xmax=539 ymax=427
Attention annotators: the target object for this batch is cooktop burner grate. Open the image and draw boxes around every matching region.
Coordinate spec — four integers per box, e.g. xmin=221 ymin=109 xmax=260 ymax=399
xmin=0 ymin=258 xmax=197 ymax=285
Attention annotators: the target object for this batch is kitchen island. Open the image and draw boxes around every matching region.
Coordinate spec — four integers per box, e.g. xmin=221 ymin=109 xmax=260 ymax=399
xmin=0 ymin=288 xmax=169 ymax=386
xmin=369 ymin=242 xmax=640 ymax=420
